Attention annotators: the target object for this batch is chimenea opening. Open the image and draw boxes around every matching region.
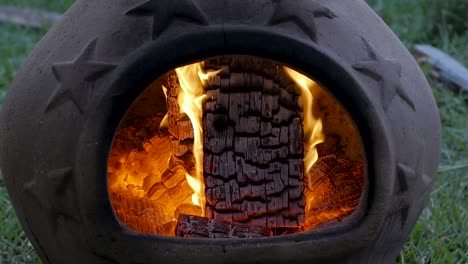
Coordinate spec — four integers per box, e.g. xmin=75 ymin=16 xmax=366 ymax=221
xmin=107 ymin=56 xmax=366 ymax=238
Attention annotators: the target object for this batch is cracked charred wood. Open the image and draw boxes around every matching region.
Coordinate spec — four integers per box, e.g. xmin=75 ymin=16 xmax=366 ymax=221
xmin=303 ymin=135 xmax=365 ymax=230
xmin=165 ymin=72 xmax=195 ymax=157
xmin=176 ymin=214 xmax=272 ymax=238
xmin=143 ymin=72 xmax=198 ymax=208
xmin=111 ymin=189 xmax=174 ymax=235
xmin=202 ymin=57 xmax=306 ymax=229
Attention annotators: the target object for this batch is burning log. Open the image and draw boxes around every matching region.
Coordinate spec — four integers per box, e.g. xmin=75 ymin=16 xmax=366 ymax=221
xmin=202 ymin=57 xmax=306 ymax=229
xmin=176 ymin=214 xmax=272 ymax=238
xmin=109 ymin=113 xmax=200 ymax=235
xmin=303 ymin=136 xmax=365 ymax=230
xmin=165 ymin=72 xmax=195 ymax=157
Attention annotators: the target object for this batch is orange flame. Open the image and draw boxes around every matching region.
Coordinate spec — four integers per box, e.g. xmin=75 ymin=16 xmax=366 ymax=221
xmin=174 ymin=63 xmax=207 ymax=209
xmin=283 ymin=67 xmax=325 ymax=172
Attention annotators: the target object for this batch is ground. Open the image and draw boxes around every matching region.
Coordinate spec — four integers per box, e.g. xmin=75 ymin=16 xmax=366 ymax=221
xmin=0 ymin=0 xmax=467 ymax=263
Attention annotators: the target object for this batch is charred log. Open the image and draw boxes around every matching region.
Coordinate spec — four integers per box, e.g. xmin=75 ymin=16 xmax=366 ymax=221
xmin=165 ymin=72 xmax=195 ymax=157
xmin=303 ymin=135 xmax=365 ymax=230
xmin=176 ymin=214 xmax=272 ymax=238
xmin=202 ymin=57 xmax=306 ymax=229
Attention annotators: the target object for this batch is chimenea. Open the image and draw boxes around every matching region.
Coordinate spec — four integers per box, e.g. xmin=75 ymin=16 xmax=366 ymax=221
xmin=0 ymin=0 xmax=441 ymax=263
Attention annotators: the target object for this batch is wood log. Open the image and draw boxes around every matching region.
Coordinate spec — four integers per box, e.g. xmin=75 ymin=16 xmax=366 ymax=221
xmin=165 ymin=72 xmax=195 ymax=157
xmin=0 ymin=5 xmax=61 ymax=29
xmin=414 ymin=44 xmax=468 ymax=92
xmin=202 ymin=57 xmax=306 ymax=229
xmin=303 ymin=135 xmax=365 ymax=230
xmin=176 ymin=214 xmax=272 ymax=238
xmin=111 ymin=188 xmax=174 ymax=235
xmin=108 ymin=78 xmax=201 ymax=236
xmin=316 ymin=134 xmax=343 ymax=158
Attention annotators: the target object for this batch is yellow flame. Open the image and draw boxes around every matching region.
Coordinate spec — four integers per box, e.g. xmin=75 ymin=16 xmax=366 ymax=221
xmin=283 ymin=67 xmax=325 ymax=172
xmin=198 ymin=68 xmax=224 ymax=85
xmin=174 ymin=63 xmax=207 ymax=210
xmin=185 ymin=173 xmax=202 ymax=206
xmin=159 ymin=114 xmax=169 ymax=130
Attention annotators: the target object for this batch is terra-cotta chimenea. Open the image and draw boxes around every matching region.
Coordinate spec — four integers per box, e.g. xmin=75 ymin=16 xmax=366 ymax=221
xmin=0 ymin=0 xmax=441 ymax=263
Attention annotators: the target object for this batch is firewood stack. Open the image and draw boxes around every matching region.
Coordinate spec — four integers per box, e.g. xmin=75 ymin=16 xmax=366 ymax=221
xmin=108 ymin=114 xmax=169 ymax=193
xmin=108 ymin=103 xmax=202 ymax=235
xmin=108 ymin=114 xmax=176 ymax=235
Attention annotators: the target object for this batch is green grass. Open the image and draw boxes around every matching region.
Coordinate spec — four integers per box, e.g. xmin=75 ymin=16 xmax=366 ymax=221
xmin=0 ymin=0 xmax=72 ymax=13
xmin=0 ymin=0 xmax=467 ymax=263
xmin=0 ymin=179 xmax=39 ymax=263
xmin=368 ymin=0 xmax=468 ymax=66
xmin=0 ymin=23 xmax=44 ymax=105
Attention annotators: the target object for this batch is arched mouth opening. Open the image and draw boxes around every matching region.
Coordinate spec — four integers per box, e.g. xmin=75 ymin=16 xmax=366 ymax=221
xmin=107 ymin=55 xmax=366 ymax=238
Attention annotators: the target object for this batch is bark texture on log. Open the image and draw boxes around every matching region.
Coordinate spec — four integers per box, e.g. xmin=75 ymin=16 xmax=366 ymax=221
xmin=303 ymin=135 xmax=365 ymax=230
xmin=176 ymin=214 xmax=272 ymax=238
xmin=165 ymin=72 xmax=195 ymax=158
xmin=202 ymin=57 xmax=306 ymax=229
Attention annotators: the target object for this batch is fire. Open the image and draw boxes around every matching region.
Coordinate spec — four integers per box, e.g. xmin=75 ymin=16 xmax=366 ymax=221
xmin=108 ymin=62 xmax=219 ymax=235
xmin=283 ymin=67 xmax=325 ymax=172
xmin=108 ymin=58 xmax=364 ymax=237
xmin=172 ymin=63 xmax=224 ymax=209
xmin=174 ymin=63 xmax=207 ymax=209
xmin=284 ymin=67 xmax=356 ymax=229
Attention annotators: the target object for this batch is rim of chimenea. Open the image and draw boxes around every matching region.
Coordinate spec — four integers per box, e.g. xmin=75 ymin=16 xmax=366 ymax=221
xmin=75 ymin=26 xmax=394 ymax=253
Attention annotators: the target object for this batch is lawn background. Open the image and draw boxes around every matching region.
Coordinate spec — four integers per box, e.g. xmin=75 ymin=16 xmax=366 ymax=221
xmin=0 ymin=0 xmax=467 ymax=263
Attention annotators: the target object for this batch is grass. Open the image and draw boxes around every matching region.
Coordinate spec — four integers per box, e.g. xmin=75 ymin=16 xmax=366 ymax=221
xmin=368 ymin=0 xmax=468 ymax=64
xmin=0 ymin=0 xmax=467 ymax=263
xmin=0 ymin=184 xmax=39 ymax=263
xmin=0 ymin=0 xmax=72 ymax=13
xmin=0 ymin=23 xmax=43 ymax=105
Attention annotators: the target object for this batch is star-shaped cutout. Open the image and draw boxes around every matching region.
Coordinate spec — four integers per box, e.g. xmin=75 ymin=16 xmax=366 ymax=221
xmin=126 ymin=0 xmax=209 ymax=39
xmin=24 ymin=167 xmax=80 ymax=231
xmin=268 ymin=0 xmax=336 ymax=41
xmin=45 ymin=39 xmax=116 ymax=113
xmin=353 ymin=37 xmax=415 ymax=111
xmin=389 ymin=141 xmax=433 ymax=227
